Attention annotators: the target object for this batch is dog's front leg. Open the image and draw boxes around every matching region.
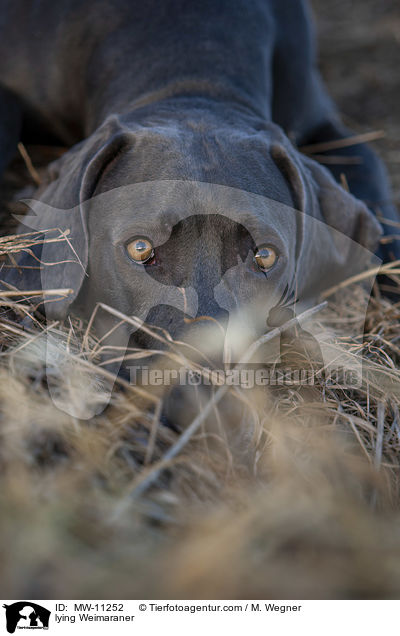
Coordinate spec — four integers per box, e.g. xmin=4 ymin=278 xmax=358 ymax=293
xmin=0 ymin=86 xmax=22 ymax=187
xmin=300 ymin=119 xmax=400 ymax=265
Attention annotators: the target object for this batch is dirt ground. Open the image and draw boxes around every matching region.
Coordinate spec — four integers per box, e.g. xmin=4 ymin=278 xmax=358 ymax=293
xmin=311 ymin=0 xmax=400 ymax=192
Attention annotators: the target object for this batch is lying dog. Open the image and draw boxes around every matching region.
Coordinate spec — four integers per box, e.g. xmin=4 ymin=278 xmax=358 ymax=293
xmin=0 ymin=0 xmax=398 ymax=359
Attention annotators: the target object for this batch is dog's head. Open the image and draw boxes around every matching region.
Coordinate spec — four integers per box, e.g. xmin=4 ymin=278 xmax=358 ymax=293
xmin=2 ymin=105 xmax=381 ymax=360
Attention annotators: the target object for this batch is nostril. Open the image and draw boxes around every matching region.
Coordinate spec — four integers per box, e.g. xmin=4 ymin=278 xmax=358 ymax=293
xmin=181 ymin=310 xmax=230 ymax=367
xmin=183 ymin=313 xmax=227 ymax=334
xmin=195 ymin=301 xmax=230 ymax=325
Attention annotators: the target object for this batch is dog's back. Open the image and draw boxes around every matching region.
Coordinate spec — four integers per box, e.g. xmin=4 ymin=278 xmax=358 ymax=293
xmin=0 ymin=0 xmax=320 ymax=142
xmin=0 ymin=0 xmax=398 ymax=272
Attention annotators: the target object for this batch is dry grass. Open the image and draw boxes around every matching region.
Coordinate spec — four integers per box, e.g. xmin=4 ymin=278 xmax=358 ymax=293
xmin=0 ymin=226 xmax=400 ymax=599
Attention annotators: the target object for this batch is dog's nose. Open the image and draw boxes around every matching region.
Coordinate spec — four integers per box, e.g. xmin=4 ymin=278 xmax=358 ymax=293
xmin=182 ymin=307 xmax=230 ymax=366
xmin=132 ymin=303 xmax=228 ymax=354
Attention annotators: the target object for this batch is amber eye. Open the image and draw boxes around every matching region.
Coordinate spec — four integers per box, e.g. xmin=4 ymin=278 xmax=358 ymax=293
xmin=254 ymin=245 xmax=278 ymax=272
xmin=126 ymin=237 xmax=154 ymax=263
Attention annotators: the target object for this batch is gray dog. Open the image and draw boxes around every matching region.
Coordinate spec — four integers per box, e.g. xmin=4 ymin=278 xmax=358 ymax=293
xmin=0 ymin=0 xmax=397 ymax=355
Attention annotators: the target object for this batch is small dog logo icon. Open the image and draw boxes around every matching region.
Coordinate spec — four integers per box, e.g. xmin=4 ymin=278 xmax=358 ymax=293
xmin=2 ymin=602 xmax=51 ymax=634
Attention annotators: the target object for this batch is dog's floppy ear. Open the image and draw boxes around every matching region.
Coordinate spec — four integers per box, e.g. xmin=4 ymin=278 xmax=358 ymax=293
xmin=0 ymin=116 xmax=127 ymax=320
xmin=272 ymin=142 xmax=382 ymax=250
xmin=300 ymin=154 xmax=382 ymax=252
xmin=271 ymin=142 xmax=382 ymax=298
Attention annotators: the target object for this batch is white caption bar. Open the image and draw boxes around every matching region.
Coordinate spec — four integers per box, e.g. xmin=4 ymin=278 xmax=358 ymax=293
xmin=1 ymin=599 xmax=398 ymax=635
